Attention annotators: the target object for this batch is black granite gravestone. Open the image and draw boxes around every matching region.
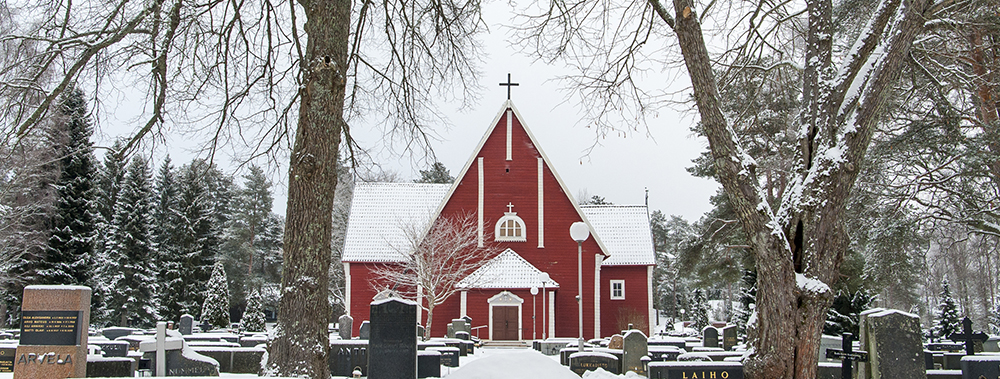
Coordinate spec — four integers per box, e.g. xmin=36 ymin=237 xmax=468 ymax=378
xmin=368 ymin=298 xmax=417 ymax=379
xmin=86 ymin=357 xmax=133 ymax=377
xmin=359 ymin=321 xmax=371 ymax=340
xmin=702 ymin=327 xmax=719 ymax=348
xmin=721 ymin=326 xmax=737 ymax=351
xmin=648 ymin=361 xmax=744 ymax=379
xmin=961 ymin=355 xmax=1000 ymax=379
xmin=90 ymin=341 xmax=129 ymax=357
xmin=570 ymin=352 xmax=620 ymax=375
xmin=417 ymin=350 xmax=441 ymax=378
xmin=179 ymin=315 xmax=194 ymax=335
xmin=0 ymin=346 xmax=14 ymax=373
xmin=427 ymin=347 xmax=460 ymax=367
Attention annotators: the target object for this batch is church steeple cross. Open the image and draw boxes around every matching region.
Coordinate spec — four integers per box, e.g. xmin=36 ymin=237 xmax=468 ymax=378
xmin=506 ymin=202 xmax=515 ymax=213
xmin=499 ymin=73 xmax=519 ymax=100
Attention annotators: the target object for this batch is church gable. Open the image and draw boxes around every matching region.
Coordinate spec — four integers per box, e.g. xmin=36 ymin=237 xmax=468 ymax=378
xmin=433 ymin=100 xmax=610 ymax=261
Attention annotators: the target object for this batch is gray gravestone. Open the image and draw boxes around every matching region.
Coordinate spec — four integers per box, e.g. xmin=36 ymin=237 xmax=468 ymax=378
xmin=416 ymin=324 xmax=425 ymax=340
xmin=139 ymin=328 xmax=220 ymax=377
xmin=455 ymin=331 xmax=470 ymax=341
xmin=86 ymin=357 xmax=133 ymax=377
xmin=179 ymin=314 xmax=194 ymax=335
xmin=721 ymin=325 xmax=737 ymax=351
xmin=90 ymin=341 xmax=130 ymax=357
xmin=359 ymin=321 xmax=371 ymax=340
xmin=426 ymin=347 xmax=459 ymax=367
xmin=858 ymin=309 xmax=924 ymax=379
xmin=569 ymin=352 xmax=619 ymax=375
xmin=961 ymin=355 xmax=1000 ymax=379
xmin=338 ymin=314 xmax=354 ymax=340
xmin=446 ymin=324 xmax=455 ymax=339
xmin=623 ymin=330 xmax=649 ymax=376
xmin=101 ymin=327 xmax=136 ymax=341
xmin=368 ymin=298 xmax=417 ymax=379
xmin=819 ymin=335 xmax=842 ymax=362
xmin=702 ymin=327 xmax=719 ymax=348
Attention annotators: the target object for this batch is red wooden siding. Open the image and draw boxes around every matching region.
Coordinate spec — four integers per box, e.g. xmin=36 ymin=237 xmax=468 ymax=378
xmin=600 ymin=265 xmax=651 ymax=336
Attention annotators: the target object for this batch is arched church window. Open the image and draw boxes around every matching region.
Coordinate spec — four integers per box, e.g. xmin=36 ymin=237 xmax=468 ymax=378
xmin=495 ymin=203 xmax=527 ymax=242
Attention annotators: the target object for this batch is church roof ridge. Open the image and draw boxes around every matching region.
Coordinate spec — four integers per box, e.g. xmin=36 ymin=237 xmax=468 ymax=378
xmin=458 ymin=248 xmax=560 ymax=289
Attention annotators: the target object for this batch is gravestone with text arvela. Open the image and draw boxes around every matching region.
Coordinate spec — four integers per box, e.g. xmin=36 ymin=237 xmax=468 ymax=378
xmin=14 ymin=285 xmax=91 ymax=379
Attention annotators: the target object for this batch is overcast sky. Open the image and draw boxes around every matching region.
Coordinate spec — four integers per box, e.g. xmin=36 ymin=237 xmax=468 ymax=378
xmin=98 ymin=2 xmax=720 ymax=222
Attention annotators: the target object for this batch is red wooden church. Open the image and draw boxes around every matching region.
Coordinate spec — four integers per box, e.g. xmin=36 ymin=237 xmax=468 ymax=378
xmin=341 ymin=100 xmax=656 ymax=340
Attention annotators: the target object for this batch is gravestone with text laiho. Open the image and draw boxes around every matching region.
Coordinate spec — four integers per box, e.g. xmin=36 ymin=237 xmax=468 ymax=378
xmin=368 ymin=297 xmax=417 ymax=379
xmin=14 ymin=285 xmax=91 ymax=379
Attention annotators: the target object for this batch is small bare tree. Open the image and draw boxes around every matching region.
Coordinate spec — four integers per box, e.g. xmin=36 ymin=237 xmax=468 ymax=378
xmin=373 ymin=213 xmax=501 ymax=340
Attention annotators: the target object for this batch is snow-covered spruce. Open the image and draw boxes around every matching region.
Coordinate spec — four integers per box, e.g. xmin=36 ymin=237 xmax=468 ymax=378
xmin=241 ymin=287 xmax=266 ymax=332
xmin=202 ymin=261 xmax=231 ymax=329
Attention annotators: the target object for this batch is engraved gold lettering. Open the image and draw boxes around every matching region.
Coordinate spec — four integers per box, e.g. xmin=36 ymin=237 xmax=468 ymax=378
xmin=721 ymin=372 xmax=729 ymax=379
xmin=710 ymin=371 xmax=717 ymax=378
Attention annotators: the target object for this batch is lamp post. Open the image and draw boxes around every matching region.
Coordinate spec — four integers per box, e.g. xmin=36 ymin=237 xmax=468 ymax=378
xmin=538 ymin=272 xmax=550 ymax=340
xmin=530 ymin=286 xmax=538 ymax=340
xmin=570 ymin=221 xmax=590 ymax=349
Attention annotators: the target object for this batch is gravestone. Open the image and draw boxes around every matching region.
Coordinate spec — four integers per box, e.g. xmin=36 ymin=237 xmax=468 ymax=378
xmin=368 ymin=298 xmax=417 ymax=379
xmin=949 ymin=317 xmax=987 ymax=356
xmin=139 ymin=322 xmax=220 ymax=376
xmin=446 ymin=324 xmax=455 ymax=339
xmin=416 ymin=324 xmax=425 ymax=340
xmin=702 ymin=327 xmax=719 ymax=348
xmin=179 ymin=314 xmax=194 ymax=335
xmin=608 ymin=334 xmax=624 ymax=350
xmin=721 ymin=326 xmax=737 ymax=351
xmin=416 ymin=350 xmax=441 ymax=379
xmin=825 ymin=333 xmax=868 ymax=379
xmin=0 ymin=346 xmax=14 ymax=373
xmin=623 ymin=330 xmax=649 ymax=376
xmin=819 ymin=335 xmax=842 ymax=362
xmin=86 ymin=357 xmax=133 ymax=377
xmin=569 ymin=351 xmax=619 ymax=375
xmin=426 ymin=347 xmax=460 ymax=367
xmin=455 ymin=331 xmax=470 ymax=341
xmin=101 ymin=327 xmax=135 ymax=341
xmin=14 ymin=285 xmax=91 ymax=379
xmin=338 ymin=314 xmax=354 ymax=340
xmin=858 ymin=309 xmax=924 ymax=379
xmin=961 ymin=355 xmax=1000 ymax=379
xmin=90 ymin=340 xmax=130 ymax=357
xmin=359 ymin=321 xmax=371 ymax=340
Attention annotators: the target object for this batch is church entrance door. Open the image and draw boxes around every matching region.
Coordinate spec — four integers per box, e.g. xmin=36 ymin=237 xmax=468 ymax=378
xmin=492 ymin=306 xmax=519 ymax=340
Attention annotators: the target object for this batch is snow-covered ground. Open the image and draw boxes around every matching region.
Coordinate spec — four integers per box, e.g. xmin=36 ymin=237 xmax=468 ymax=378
xmin=0 ymin=345 xmax=646 ymax=379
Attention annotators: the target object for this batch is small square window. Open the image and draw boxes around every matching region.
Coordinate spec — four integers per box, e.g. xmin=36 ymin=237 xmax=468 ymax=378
xmin=610 ymin=280 xmax=625 ymax=300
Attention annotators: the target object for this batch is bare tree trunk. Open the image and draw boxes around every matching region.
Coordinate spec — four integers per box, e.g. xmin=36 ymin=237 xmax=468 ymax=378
xmin=265 ymin=0 xmax=351 ymax=377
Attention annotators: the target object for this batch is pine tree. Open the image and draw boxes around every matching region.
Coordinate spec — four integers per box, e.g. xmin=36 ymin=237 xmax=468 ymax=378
xmin=692 ymin=288 xmax=710 ymax=332
xmin=176 ymin=161 xmax=218 ymax=316
xmin=241 ymin=287 xmax=266 ymax=332
xmin=41 ymin=86 xmax=99 ymax=286
xmin=935 ymin=279 xmax=961 ymax=340
xmin=105 ymin=156 xmax=158 ymax=327
xmin=223 ymin=165 xmax=279 ymax=312
xmin=414 ymin=162 xmax=454 ymax=184
xmin=152 ymin=157 xmax=186 ymax=321
xmin=202 ymin=261 xmax=231 ymax=329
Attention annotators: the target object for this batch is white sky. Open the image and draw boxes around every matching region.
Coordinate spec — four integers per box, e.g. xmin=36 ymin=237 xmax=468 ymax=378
xmin=96 ymin=2 xmax=720 ymax=222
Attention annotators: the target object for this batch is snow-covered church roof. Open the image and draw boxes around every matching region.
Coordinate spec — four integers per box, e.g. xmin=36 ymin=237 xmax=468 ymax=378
xmin=341 ymin=182 xmax=451 ymax=263
xmin=580 ymin=205 xmax=656 ymax=266
xmin=458 ymin=249 xmax=560 ymax=289
xmin=342 ymin=183 xmax=655 ymax=267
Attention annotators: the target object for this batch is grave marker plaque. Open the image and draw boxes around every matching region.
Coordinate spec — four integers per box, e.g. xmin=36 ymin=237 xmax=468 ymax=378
xmin=702 ymin=327 xmax=719 ymax=348
xmin=14 ymin=285 xmax=91 ymax=379
xmin=721 ymin=326 xmax=737 ymax=351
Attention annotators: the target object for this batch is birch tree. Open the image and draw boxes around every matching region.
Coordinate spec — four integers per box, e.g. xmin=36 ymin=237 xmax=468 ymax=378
xmin=514 ymin=0 xmax=953 ymax=376
xmin=372 ymin=213 xmax=501 ymax=340
xmin=0 ymin=0 xmax=486 ymax=376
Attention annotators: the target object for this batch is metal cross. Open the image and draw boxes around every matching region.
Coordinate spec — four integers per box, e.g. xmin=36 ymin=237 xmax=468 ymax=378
xmin=499 ymin=73 xmax=519 ymax=100
xmin=506 ymin=202 xmax=515 ymax=213
xmin=950 ymin=316 xmax=988 ymax=356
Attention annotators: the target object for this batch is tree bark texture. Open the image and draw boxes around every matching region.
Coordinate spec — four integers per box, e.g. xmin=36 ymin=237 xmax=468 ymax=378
xmin=668 ymin=0 xmax=931 ymax=377
xmin=266 ymin=0 xmax=351 ymax=377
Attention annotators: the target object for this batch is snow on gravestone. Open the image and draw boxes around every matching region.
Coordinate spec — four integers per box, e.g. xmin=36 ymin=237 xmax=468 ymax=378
xmin=339 ymin=314 xmax=354 ymax=340
xmin=858 ymin=309 xmax=925 ymax=379
xmin=368 ymin=297 xmax=417 ymax=379
xmin=702 ymin=327 xmax=719 ymax=348
xmin=14 ymin=285 xmax=91 ymax=379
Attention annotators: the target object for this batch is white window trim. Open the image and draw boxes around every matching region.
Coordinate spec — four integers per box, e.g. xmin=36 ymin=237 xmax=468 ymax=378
xmin=610 ymin=280 xmax=625 ymax=300
xmin=494 ymin=214 xmax=527 ymax=242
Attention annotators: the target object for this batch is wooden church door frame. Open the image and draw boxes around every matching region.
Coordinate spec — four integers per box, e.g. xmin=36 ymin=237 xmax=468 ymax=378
xmin=487 ymin=291 xmax=524 ymax=340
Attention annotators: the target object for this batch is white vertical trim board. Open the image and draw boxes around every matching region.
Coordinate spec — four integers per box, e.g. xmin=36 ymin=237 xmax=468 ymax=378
xmin=416 ymin=284 xmax=423 ymax=324
xmin=647 ymin=266 xmax=655 ymax=335
xmin=537 ymin=158 xmax=544 ymax=248
xmin=548 ymin=291 xmax=556 ymax=338
xmin=478 ymin=157 xmax=484 ymax=247
xmin=506 ymin=110 xmax=513 ymax=161
xmin=595 ymin=254 xmax=602 ymax=338
xmin=460 ymin=290 xmax=468 ymax=317
xmin=344 ymin=262 xmax=351 ymax=315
